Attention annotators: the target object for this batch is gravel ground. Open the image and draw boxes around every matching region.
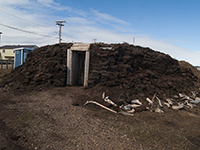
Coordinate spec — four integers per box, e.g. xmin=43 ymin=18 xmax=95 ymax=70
xmin=0 ymin=87 xmax=143 ymax=150
xmin=0 ymin=86 xmax=200 ymax=150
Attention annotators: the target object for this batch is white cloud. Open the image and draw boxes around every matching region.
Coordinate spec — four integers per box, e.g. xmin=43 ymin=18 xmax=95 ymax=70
xmin=37 ymin=0 xmax=54 ymax=4
xmin=0 ymin=0 xmax=30 ymax=5
xmin=90 ymin=9 xmax=130 ymax=26
xmin=134 ymin=37 xmax=200 ymax=66
xmin=0 ymin=0 xmax=200 ymax=66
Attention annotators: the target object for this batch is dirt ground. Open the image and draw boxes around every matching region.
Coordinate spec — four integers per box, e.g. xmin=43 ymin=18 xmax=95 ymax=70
xmin=0 ymin=83 xmax=200 ymax=150
xmin=0 ymin=43 xmax=200 ymax=150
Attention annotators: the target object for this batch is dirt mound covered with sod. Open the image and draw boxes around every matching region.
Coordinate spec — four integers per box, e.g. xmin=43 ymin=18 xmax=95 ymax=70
xmin=0 ymin=43 xmax=73 ymax=90
xmin=0 ymin=43 xmax=200 ymax=102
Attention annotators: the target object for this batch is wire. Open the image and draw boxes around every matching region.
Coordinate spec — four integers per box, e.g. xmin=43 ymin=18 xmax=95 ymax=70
xmin=0 ymin=9 xmax=45 ymax=27
xmin=0 ymin=23 xmax=58 ymax=39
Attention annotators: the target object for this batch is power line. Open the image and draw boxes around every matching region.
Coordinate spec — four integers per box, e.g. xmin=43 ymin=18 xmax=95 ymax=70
xmin=0 ymin=23 xmax=57 ymax=38
xmin=0 ymin=9 xmax=45 ymax=27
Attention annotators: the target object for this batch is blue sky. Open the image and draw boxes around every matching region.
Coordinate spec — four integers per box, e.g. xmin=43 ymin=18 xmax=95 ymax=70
xmin=0 ymin=0 xmax=200 ymax=65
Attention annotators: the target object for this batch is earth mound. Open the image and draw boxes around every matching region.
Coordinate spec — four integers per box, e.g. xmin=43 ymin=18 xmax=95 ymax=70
xmin=86 ymin=43 xmax=200 ymax=102
xmin=0 ymin=43 xmax=72 ymax=90
xmin=179 ymin=60 xmax=200 ymax=80
xmin=0 ymin=43 xmax=199 ymax=102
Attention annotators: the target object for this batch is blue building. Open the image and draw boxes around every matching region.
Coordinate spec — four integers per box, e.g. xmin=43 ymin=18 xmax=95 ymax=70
xmin=13 ymin=47 xmax=34 ymax=68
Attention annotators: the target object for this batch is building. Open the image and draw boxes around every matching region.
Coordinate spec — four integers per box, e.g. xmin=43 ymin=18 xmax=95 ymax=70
xmin=13 ymin=47 xmax=34 ymax=68
xmin=0 ymin=45 xmax=37 ymax=60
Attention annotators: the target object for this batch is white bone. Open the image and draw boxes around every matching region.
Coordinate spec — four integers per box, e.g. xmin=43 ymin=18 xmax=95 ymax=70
xmin=190 ymin=97 xmax=200 ymax=104
xmin=182 ymin=96 xmax=193 ymax=101
xmin=102 ymin=92 xmax=105 ymax=99
xmin=164 ymin=102 xmax=171 ymax=108
xmin=131 ymin=99 xmax=142 ymax=105
xmin=191 ymin=91 xmax=198 ymax=98
xmin=118 ymin=111 xmax=134 ymax=116
xmin=120 ymin=104 xmax=131 ymax=111
xmin=155 ymin=108 xmax=164 ymax=113
xmin=173 ymin=95 xmax=179 ymax=98
xmin=128 ymin=104 xmax=141 ymax=108
xmin=146 ymin=97 xmax=153 ymax=106
xmin=179 ymin=93 xmax=186 ymax=98
xmin=156 ymin=96 xmax=163 ymax=108
xmin=166 ymin=98 xmax=173 ymax=105
xmin=185 ymin=100 xmax=196 ymax=109
xmin=172 ymin=103 xmax=184 ymax=110
xmin=104 ymin=96 xmax=117 ymax=106
xmin=127 ymin=109 xmax=135 ymax=113
xmin=84 ymin=101 xmax=117 ymax=113
xmin=179 ymin=93 xmax=193 ymax=101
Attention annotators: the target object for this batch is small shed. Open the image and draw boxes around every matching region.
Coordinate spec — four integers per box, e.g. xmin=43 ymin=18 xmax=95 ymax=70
xmin=13 ymin=47 xmax=33 ymax=68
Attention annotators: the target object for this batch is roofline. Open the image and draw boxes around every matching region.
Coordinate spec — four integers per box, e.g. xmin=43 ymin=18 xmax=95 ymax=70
xmin=13 ymin=47 xmax=34 ymax=51
xmin=0 ymin=45 xmax=38 ymax=49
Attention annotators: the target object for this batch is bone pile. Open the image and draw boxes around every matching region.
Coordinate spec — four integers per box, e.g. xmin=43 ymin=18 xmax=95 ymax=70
xmin=84 ymin=91 xmax=200 ymax=116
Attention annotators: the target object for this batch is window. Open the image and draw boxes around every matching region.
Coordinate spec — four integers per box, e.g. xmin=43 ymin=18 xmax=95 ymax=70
xmin=2 ymin=49 xmax=5 ymax=53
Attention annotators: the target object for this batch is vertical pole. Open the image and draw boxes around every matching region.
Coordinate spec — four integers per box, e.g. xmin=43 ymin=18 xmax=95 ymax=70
xmin=12 ymin=60 xmax=14 ymax=69
xmin=0 ymin=60 xmax=2 ymax=69
xmin=6 ymin=60 xmax=8 ymax=69
xmin=84 ymin=51 xmax=90 ymax=87
xmin=67 ymin=49 xmax=72 ymax=85
xmin=0 ymin=32 xmax=2 ymax=46
xmin=21 ymin=49 xmax=23 ymax=65
xmin=59 ymin=25 xmax=61 ymax=43
xmin=56 ymin=21 xmax=66 ymax=43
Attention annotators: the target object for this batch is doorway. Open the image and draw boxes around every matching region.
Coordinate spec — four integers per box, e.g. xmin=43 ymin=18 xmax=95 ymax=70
xmin=72 ymin=51 xmax=85 ymax=85
xmin=67 ymin=43 xmax=90 ymax=87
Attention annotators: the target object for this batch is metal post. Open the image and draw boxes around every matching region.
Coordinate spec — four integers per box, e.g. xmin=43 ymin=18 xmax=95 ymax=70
xmin=0 ymin=60 xmax=2 ymax=69
xmin=6 ymin=60 xmax=8 ymax=69
xmin=12 ymin=60 xmax=14 ymax=69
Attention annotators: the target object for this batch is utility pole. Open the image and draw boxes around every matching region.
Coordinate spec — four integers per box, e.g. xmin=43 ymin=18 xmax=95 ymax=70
xmin=0 ymin=32 xmax=2 ymax=46
xmin=56 ymin=21 xmax=66 ymax=43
